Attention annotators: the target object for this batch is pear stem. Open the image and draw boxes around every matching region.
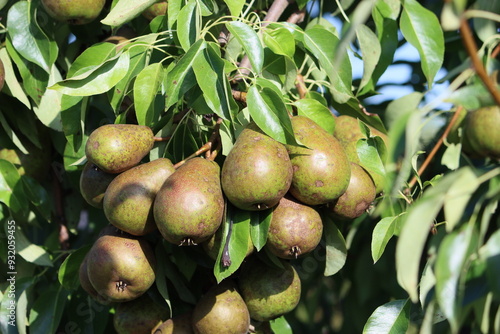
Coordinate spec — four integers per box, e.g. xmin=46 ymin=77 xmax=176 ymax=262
xmin=153 ymin=136 xmax=171 ymax=142
xmin=173 ymin=118 xmax=223 ymax=168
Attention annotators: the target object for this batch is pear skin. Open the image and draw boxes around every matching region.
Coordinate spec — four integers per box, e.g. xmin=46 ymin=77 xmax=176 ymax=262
xmin=41 ymin=0 xmax=105 ymax=25
xmin=463 ymin=106 xmax=500 ymax=159
xmin=86 ymin=233 xmax=156 ymax=302
xmin=103 ymin=158 xmax=175 ymax=236
xmin=113 ymin=294 xmax=169 ymax=334
xmin=85 ymin=124 xmax=154 ymax=174
xmin=154 ymin=157 xmax=224 ymax=246
xmin=287 ymin=116 xmax=351 ymax=205
xmin=221 ymin=123 xmax=293 ymax=211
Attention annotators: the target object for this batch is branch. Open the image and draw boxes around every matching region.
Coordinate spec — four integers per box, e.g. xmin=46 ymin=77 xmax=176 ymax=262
xmin=460 ymin=18 xmax=500 ymax=106
xmin=407 ymin=106 xmax=465 ymax=189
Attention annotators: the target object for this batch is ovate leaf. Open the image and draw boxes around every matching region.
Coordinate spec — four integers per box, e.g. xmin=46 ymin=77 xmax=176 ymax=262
xmin=250 ymin=209 xmax=272 ymax=251
xmin=101 ymin=0 xmax=159 ymax=26
xmin=324 ymin=214 xmax=347 ymax=276
xmin=49 ymin=52 xmax=130 ymax=96
xmin=32 ymin=64 xmax=63 ymax=131
xmin=400 ymin=0 xmax=444 ymax=88
xmin=177 ymin=0 xmax=200 ymax=52
xmin=356 ymin=24 xmax=381 ymax=92
xmin=263 ymin=26 xmax=295 ymax=58
xmin=371 ymin=215 xmax=400 ymax=263
xmin=29 ymin=286 xmax=68 ymax=334
xmin=363 ymin=299 xmax=411 ymax=333
xmin=224 ymin=0 xmax=245 ymax=17
xmin=134 ymin=63 xmax=165 ymax=127
xmin=226 ymin=21 xmax=264 ymax=74
xmin=58 ymin=245 xmax=91 ymax=291
xmin=293 ymin=99 xmax=335 ymax=135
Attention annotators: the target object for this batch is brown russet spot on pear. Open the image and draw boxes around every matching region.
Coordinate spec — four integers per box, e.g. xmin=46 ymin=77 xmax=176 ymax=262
xmin=86 ymin=231 xmax=156 ymax=303
xmin=103 ymin=158 xmax=175 ymax=236
xmin=41 ymin=0 xmax=105 ymax=25
xmin=85 ymin=124 xmax=155 ymax=174
xmin=154 ymin=157 xmax=224 ymax=246
xmin=191 ymin=281 xmax=250 ymax=334
xmin=221 ymin=123 xmax=293 ymax=211
xmin=266 ymin=196 xmax=323 ymax=259
xmin=286 ymin=116 xmax=351 ymax=205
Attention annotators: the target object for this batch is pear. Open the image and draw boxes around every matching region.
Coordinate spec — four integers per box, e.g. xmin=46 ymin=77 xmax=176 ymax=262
xmin=221 ymin=123 xmax=293 ymax=211
xmin=191 ymin=281 xmax=250 ymax=334
xmin=328 ymin=162 xmax=376 ymax=220
xmin=463 ymin=106 xmax=500 ymax=159
xmin=152 ymin=312 xmax=193 ymax=334
xmin=85 ymin=124 xmax=154 ymax=174
xmin=266 ymin=196 xmax=323 ymax=259
xmin=142 ymin=1 xmax=168 ymax=20
xmin=80 ymin=162 xmax=117 ymax=208
xmin=287 ymin=116 xmax=351 ymax=205
xmin=113 ymin=294 xmax=169 ymax=334
xmin=154 ymin=157 xmax=224 ymax=246
xmin=333 ymin=115 xmax=388 ymax=193
xmin=78 ymin=255 xmax=111 ymax=305
xmin=86 ymin=232 xmax=156 ymax=302
xmin=0 ymin=59 xmax=4 ymax=91
xmin=238 ymin=257 xmax=301 ymax=322
xmin=41 ymin=0 xmax=105 ymax=25
xmin=103 ymin=158 xmax=175 ymax=236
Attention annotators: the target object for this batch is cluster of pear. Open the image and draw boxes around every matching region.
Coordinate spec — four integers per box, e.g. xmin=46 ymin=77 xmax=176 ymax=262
xmin=78 ymin=114 xmax=386 ymax=333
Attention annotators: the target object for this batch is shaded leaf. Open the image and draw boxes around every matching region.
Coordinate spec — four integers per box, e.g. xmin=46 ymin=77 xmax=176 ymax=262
xmin=0 ymin=47 xmax=30 ymax=109
xmin=177 ymin=0 xmax=200 ymax=52
xmin=32 ymin=64 xmax=63 ymax=131
xmin=323 ymin=214 xmax=347 ymax=276
xmin=21 ymin=176 xmax=51 ymax=222
xmin=16 ymin=226 xmax=53 ymax=267
xmin=0 ymin=159 xmax=29 ymax=217
xmin=29 ymin=286 xmax=68 ymax=334
xmin=400 ymin=0 xmax=444 ymax=88
xmin=224 ymin=0 xmax=245 ymax=17
xmin=480 ymin=230 xmax=500 ymax=300
xmin=226 ymin=21 xmax=264 ymax=74
xmin=0 ymin=111 xmax=28 ymax=154
xmin=58 ymin=245 xmax=91 ymax=291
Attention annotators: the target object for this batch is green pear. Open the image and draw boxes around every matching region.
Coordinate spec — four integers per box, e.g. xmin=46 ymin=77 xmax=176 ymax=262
xmin=152 ymin=312 xmax=193 ymax=334
xmin=41 ymin=0 xmax=106 ymax=25
xmin=266 ymin=196 xmax=323 ymax=259
xmin=192 ymin=281 xmax=250 ymax=334
xmin=328 ymin=162 xmax=376 ymax=220
xmin=463 ymin=106 xmax=500 ymax=159
xmin=0 ymin=59 xmax=4 ymax=91
xmin=86 ymin=232 xmax=156 ymax=302
xmin=333 ymin=115 xmax=388 ymax=193
xmin=103 ymin=158 xmax=175 ymax=236
xmin=154 ymin=157 xmax=224 ymax=246
xmin=79 ymin=162 xmax=117 ymax=208
xmin=113 ymin=294 xmax=169 ymax=334
xmin=85 ymin=124 xmax=154 ymax=174
xmin=142 ymin=1 xmax=168 ymax=20
xmin=287 ymin=116 xmax=351 ymax=205
xmin=238 ymin=257 xmax=301 ymax=322
xmin=221 ymin=123 xmax=293 ymax=210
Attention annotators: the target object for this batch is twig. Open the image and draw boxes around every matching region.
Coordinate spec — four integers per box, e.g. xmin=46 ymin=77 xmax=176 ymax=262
xmin=407 ymin=106 xmax=465 ymax=189
xmin=295 ymin=74 xmax=308 ymax=99
xmin=154 ymin=136 xmax=171 ymax=142
xmin=459 ymin=18 xmax=500 ymax=106
xmin=232 ymin=89 xmax=247 ymax=103
xmin=173 ymin=118 xmax=223 ymax=168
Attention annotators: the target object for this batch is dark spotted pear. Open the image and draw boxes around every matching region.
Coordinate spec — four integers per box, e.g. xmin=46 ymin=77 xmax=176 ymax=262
xmin=287 ymin=116 xmax=351 ymax=205
xmin=328 ymin=162 xmax=376 ymax=220
xmin=154 ymin=157 xmax=224 ymax=246
xmin=86 ymin=232 xmax=155 ymax=302
xmin=85 ymin=124 xmax=154 ymax=174
xmin=266 ymin=196 xmax=323 ymax=259
xmin=103 ymin=158 xmax=175 ymax=236
xmin=221 ymin=123 xmax=293 ymax=211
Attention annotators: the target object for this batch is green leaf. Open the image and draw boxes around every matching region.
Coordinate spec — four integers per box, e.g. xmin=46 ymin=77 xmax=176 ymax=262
xmin=29 ymin=285 xmax=68 ymax=334
xmin=101 ymin=0 xmax=159 ymax=26
xmin=49 ymin=52 xmax=130 ymax=96
xmin=154 ymin=243 xmax=172 ymax=315
xmin=0 ymin=48 xmax=30 ymax=109
xmin=0 ymin=159 xmax=29 ymax=217
xmin=32 ymin=64 xmax=63 ymax=131
xmin=6 ymin=1 xmax=58 ymax=73
xmin=134 ymin=63 xmax=165 ymax=127
xmin=177 ymin=0 xmax=200 ymax=52
xmin=356 ymin=24 xmax=381 ymax=92
xmin=21 ymin=176 xmax=51 ymax=222
xmin=250 ymin=209 xmax=272 ymax=251
xmin=371 ymin=216 xmax=400 ymax=263
xmin=67 ymin=42 xmax=117 ymax=78
xmin=224 ymin=0 xmax=245 ymax=17
xmin=303 ymin=26 xmax=353 ymax=104
xmin=363 ymin=299 xmax=411 ymax=333
xmin=192 ymin=43 xmax=237 ymax=120
xmin=214 ymin=207 xmax=251 ymax=283
xmin=479 ymin=230 xmax=500 ymax=301
xmin=226 ymin=21 xmax=264 ymax=74
xmin=16 ymin=226 xmax=53 ymax=267
xmin=263 ymin=26 xmax=295 ymax=58
xmin=246 ymin=85 xmax=295 ymax=145
xmin=435 ymin=224 xmax=475 ymax=332
xmin=400 ymin=0 xmax=444 ymax=88
xmin=270 ymin=316 xmax=293 ymax=333
xmin=0 ymin=111 xmax=28 ymax=154
xmin=293 ymin=99 xmax=336 ymax=135
xmin=58 ymin=245 xmax=91 ymax=291
xmin=356 ymin=136 xmax=386 ymax=180
xmin=323 ymin=214 xmax=347 ymax=276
